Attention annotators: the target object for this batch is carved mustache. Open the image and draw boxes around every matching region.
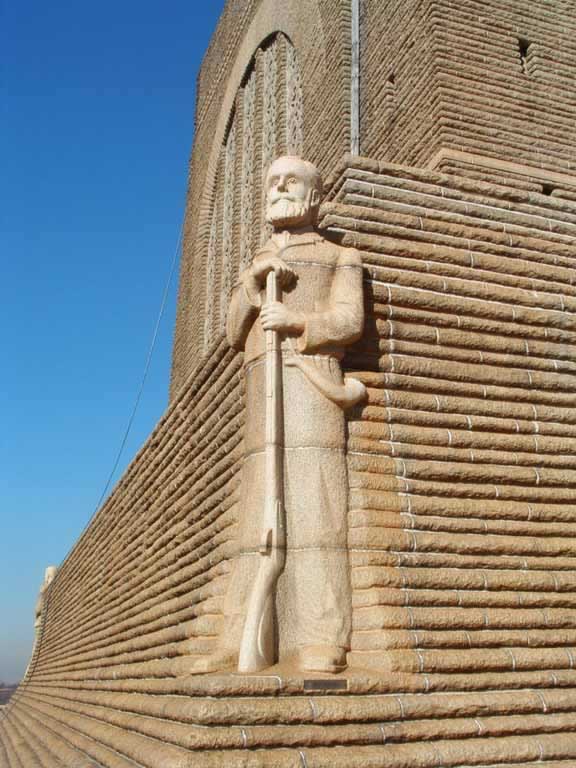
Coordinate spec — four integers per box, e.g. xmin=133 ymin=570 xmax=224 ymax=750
xmin=269 ymin=194 xmax=301 ymax=205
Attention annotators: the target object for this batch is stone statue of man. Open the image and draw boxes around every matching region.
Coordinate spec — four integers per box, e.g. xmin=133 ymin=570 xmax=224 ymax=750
xmin=34 ymin=566 xmax=57 ymax=632
xmin=193 ymin=156 xmax=364 ymax=674
xmin=24 ymin=565 xmax=57 ymax=678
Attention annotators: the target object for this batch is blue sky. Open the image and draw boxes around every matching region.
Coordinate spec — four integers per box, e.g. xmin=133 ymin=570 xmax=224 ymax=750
xmin=1 ymin=0 xmax=226 ymax=682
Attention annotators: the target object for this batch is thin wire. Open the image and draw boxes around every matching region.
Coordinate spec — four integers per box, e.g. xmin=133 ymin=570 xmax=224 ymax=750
xmin=0 ymin=218 xmax=184 ymax=728
xmin=92 ymin=221 xmax=183 ymax=514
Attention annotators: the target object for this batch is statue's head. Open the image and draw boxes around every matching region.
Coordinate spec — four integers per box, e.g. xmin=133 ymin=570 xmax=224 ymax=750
xmin=265 ymin=156 xmax=323 ymax=229
xmin=44 ymin=566 xmax=57 ymax=585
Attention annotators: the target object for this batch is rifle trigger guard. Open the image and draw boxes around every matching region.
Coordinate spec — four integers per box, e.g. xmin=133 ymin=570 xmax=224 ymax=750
xmin=260 ymin=528 xmax=273 ymax=554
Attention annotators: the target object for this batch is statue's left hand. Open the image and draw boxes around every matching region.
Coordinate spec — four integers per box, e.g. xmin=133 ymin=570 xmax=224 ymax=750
xmin=261 ymin=302 xmax=305 ymax=334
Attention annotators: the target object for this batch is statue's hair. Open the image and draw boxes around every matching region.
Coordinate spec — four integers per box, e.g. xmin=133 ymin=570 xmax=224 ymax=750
xmin=45 ymin=566 xmax=58 ymax=582
xmin=267 ymin=156 xmax=323 ymax=199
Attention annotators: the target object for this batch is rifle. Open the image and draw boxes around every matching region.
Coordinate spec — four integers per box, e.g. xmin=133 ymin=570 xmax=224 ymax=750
xmin=238 ymin=267 xmax=286 ymax=673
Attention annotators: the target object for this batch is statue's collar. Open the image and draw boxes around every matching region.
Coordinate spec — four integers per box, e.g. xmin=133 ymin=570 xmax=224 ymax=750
xmin=270 ymin=229 xmax=323 ymax=248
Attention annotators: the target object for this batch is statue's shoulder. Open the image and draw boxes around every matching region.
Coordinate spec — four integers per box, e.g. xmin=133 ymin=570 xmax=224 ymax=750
xmin=326 ymin=239 xmax=362 ymax=269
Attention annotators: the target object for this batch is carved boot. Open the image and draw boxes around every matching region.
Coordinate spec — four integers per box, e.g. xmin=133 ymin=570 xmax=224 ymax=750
xmin=298 ymin=644 xmax=347 ymax=674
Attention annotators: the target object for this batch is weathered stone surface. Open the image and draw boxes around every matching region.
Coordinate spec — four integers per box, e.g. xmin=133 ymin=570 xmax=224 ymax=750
xmin=3 ymin=0 xmax=576 ymax=766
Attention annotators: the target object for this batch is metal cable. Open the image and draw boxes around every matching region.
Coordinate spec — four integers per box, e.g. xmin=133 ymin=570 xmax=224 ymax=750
xmin=93 ymin=223 xmax=183 ymax=514
xmin=63 ymin=216 xmax=184 ymax=564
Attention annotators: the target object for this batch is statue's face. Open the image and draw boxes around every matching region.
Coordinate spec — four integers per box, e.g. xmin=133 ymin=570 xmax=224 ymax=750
xmin=265 ymin=157 xmax=320 ymax=229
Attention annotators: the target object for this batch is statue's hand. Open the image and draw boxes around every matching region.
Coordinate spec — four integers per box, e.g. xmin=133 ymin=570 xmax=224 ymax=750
xmin=261 ymin=302 xmax=305 ymax=334
xmin=250 ymin=253 xmax=297 ymax=289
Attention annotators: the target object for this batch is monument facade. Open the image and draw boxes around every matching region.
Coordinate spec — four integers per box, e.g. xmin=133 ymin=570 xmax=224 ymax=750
xmin=2 ymin=1 xmax=576 ymax=766
xmin=192 ymin=155 xmax=365 ymax=676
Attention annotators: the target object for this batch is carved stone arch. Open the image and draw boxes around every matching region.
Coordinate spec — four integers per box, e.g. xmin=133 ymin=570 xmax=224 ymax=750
xmin=201 ymin=107 xmax=238 ymax=347
xmin=195 ymin=0 xmax=326 ymax=235
xmin=171 ymin=0 xmax=355 ymax=394
xmin=199 ymin=29 xmax=309 ymax=354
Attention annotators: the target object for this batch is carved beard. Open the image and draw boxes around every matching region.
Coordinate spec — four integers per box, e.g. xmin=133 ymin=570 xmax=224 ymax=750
xmin=266 ymin=197 xmax=311 ymax=228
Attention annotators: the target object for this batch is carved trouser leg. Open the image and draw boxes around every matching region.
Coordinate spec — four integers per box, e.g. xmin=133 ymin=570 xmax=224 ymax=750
xmin=220 ymin=362 xmax=352 ymax=666
xmin=281 ymin=448 xmax=351 ymax=653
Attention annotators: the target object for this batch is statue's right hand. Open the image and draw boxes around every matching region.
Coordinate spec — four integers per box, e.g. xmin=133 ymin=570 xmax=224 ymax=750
xmin=249 ymin=253 xmax=297 ymax=289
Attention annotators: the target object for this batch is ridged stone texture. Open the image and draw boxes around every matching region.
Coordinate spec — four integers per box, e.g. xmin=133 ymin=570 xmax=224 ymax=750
xmin=2 ymin=0 xmax=576 ymax=765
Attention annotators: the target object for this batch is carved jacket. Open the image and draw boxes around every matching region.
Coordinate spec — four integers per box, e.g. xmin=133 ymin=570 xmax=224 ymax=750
xmin=227 ymin=230 xmax=364 ymax=366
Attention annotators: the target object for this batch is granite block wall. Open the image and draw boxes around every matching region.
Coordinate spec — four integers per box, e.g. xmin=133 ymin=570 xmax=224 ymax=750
xmin=173 ymin=0 xmax=576 ymax=397
xmin=323 ymin=158 xmax=576 ymax=686
xmin=3 ymin=157 xmax=576 ymax=766
xmin=3 ymin=0 xmax=576 ymax=764
xmin=171 ymin=0 xmax=353 ymax=397
xmin=361 ymin=0 xmax=576 ymax=177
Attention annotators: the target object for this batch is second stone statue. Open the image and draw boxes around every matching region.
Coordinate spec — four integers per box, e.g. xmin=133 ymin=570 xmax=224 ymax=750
xmin=191 ymin=156 xmax=365 ymax=675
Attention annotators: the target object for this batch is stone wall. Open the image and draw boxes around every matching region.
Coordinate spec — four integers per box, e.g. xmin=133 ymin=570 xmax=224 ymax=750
xmin=324 ymin=157 xmax=576 ymax=680
xmin=171 ymin=0 xmax=576 ymax=400
xmin=171 ymin=0 xmax=353 ymax=398
xmin=3 ymin=157 xmax=576 ymax=766
xmin=3 ymin=0 xmax=576 ymax=764
xmin=361 ymin=0 xmax=576 ymax=177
